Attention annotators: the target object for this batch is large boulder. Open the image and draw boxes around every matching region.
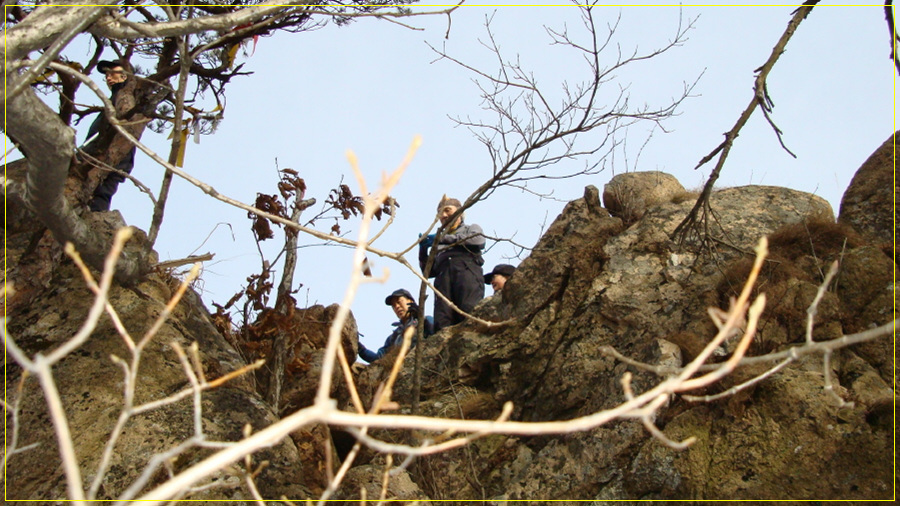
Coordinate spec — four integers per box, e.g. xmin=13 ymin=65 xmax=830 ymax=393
xmin=603 ymin=170 xmax=686 ymax=225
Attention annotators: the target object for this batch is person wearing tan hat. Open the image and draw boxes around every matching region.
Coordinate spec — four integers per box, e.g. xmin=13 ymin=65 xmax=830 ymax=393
xmin=358 ymin=289 xmax=433 ymax=363
xmin=419 ymin=197 xmax=486 ymax=332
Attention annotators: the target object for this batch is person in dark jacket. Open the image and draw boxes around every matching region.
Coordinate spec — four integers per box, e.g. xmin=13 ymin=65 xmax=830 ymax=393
xmin=358 ymin=289 xmax=434 ymax=363
xmin=84 ymin=59 xmax=136 ymax=212
xmin=419 ymin=197 xmax=486 ymax=332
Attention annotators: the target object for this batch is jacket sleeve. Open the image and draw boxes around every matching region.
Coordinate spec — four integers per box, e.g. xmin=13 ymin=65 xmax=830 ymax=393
xmin=83 ymin=115 xmax=103 ymax=155
xmin=358 ymin=343 xmax=380 ymax=363
xmin=359 ymin=333 xmax=394 ymax=363
xmin=419 ymin=241 xmax=432 ymax=276
xmin=441 ymin=223 xmax=485 ymax=250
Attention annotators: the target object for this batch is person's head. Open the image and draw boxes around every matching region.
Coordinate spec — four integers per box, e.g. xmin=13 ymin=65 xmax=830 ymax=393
xmin=384 ymin=288 xmax=415 ymax=320
xmin=437 ymin=197 xmax=463 ymax=229
xmin=98 ymin=60 xmax=128 ymax=88
xmin=491 ymin=275 xmax=508 ymax=293
xmin=484 ymin=264 xmax=516 ymax=293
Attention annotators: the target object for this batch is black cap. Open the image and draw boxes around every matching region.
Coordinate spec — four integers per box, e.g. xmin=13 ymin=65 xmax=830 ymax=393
xmin=484 ymin=264 xmax=516 ymax=284
xmin=97 ymin=60 xmax=127 ymax=74
xmin=384 ymin=288 xmax=414 ymax=305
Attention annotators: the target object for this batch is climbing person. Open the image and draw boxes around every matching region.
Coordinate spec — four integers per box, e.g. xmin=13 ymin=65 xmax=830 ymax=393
xmin=84 ymin=59 xmax=137 ymax=212
xmin=358 ymin=289 xmax=434 ymax=363
xmin=484 ymin=264 xmax=516 ymax=294
xmin=419 ymin=197 xmax=485 ymax=332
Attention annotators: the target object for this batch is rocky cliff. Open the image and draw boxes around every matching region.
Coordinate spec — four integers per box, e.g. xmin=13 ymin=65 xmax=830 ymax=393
xmin=3 ymin=131 xmax=895 ymax=503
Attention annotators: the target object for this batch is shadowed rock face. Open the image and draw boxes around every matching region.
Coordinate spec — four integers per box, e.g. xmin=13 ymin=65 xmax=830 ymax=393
xmin=4 ymin=146 xmax=895 ymax=502
xmin=839 ymin=130 xmax=898 ymax=249
xmin=3 ymin=250 xmax=317 ymax=502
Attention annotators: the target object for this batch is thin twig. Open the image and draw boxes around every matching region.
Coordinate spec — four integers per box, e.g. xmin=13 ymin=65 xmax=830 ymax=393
xmin=337 ymin=343 xmax=366 ymax=415
xmin=136 ymin=263 xmax=201 ymax=350
xmin=376 ymin=454 xmax=393 ymax=506
xmin=0 ymin=374 xmax=40 ymax=479
xmin=344 ymin=401 xmax=515 ymax=457
xmin=45 ymin=229 xmax=132 ymax=365
xmin=598 ymin=345 xmax=680 ymax=376
xmin=683 ymin=357 xmax=794 ymax=402
xmin=171 ymin=342 xmax=205 ymax=438
xmin=148 ymin=28 xmax=193 ymax=246
xmin=155 ymin=253 xmax=215 ymax=270
xmin=822 ymin=349 xmax=851 ymax=407
xmin=77 ymin=149 xmax=158 ymax=205
xmin=242 ymin=425 xmax=268 ymax=506
xmin=314 ymin=137 xmax=420 ymax=406
xmin=806 ymin=260 xmax=839 ymax=344
xmin=65 ymin=236 xmax=136 ymax=351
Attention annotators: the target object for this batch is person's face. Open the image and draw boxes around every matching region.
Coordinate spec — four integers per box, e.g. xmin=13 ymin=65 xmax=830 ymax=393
xmin=439 ymin=205 xmax=460 ymax=228
xmin=491 ymin=274 xmax=508 ymax=293
xmin=390 ymin=296 xmax=412 ymax=320
xmin=104 ymin=66 xmax=127 ymax=88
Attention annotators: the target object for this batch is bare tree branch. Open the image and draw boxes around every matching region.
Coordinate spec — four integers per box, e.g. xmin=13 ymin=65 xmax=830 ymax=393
xmin=147 ymin=21 xmax=193 ymax=246
xmin=88 ymin=1 xmax=458 ymax=41
xmin=2 ymin=2 xmax=459 ymax=286
xmin=673 ymin=1 xmax=820 ymax=246
xmin=1 ymin=1 xmax=118 ymax=62
xmin=5 ymin=3 xmax=116 ymax=101
xmin=4 ymin=59 xmax=156 ymax=282
xmin=885 ymin=1 xmax=900 ymax=75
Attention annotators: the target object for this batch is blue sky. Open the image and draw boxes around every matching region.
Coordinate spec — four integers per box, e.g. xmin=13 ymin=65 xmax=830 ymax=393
xmin=41 ymin=2 xmax=897 ymax=353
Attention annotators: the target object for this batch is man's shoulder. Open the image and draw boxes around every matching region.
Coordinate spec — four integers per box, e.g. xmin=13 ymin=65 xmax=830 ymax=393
xmin=461 ymin=222 xmax=483 ymax=234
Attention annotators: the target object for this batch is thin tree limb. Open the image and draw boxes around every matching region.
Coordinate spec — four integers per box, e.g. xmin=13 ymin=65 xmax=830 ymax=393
xmin=673 ymin=1 xmax=819 ymax=244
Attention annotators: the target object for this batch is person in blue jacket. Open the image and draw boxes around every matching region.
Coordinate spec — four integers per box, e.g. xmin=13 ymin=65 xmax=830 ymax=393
xmin=358 ymin=289 xmax=434 ymax=363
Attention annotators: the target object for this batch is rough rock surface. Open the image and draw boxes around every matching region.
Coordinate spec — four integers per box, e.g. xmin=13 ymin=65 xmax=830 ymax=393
xmin=234 ymin=303 xmax=359 ymax=414
xmin=334 ymin=463 xmax=432 ymax=503
xmin=350 ymin=176 xmax=892 ymax=501
xmin=838 ymin=130 xmax=897 ymax=248
xmin=3 ymin=215 xmax=324 ymax=502
xmin=5 ymin=143 xmax=895 ymax=502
